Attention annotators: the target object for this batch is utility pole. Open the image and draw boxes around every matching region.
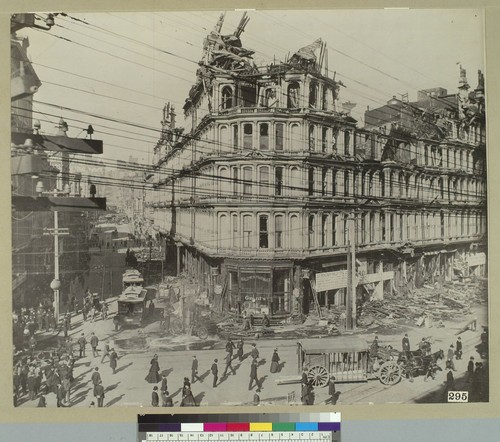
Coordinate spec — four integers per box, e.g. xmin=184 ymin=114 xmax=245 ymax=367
xmin=346 ymin=216 xmax=356 ymax=330
xmin=44 ymin=210 xmax=69 ymax=323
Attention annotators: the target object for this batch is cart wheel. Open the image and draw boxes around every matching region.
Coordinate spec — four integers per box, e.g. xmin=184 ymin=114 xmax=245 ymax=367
xmin=170 ymin=318 xmax=183 ymax=335
xmin=196 ymin=326 xmax=208 ymax=340
xmin=401 ymin=361 xmax=417 ymax=380
xmin=307 ymin=365 xmax=329 ymax=387
xmin=379 ymin=361 xmax=402 ymax=385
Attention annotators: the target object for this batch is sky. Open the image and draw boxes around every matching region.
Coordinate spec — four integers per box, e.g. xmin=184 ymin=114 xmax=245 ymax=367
xmin=14 ymin=9 xmax=485 ymax=164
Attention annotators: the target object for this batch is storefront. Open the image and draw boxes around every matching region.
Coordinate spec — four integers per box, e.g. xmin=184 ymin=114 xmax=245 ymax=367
xmin=225 ymin=260 xmax=293 ymax=317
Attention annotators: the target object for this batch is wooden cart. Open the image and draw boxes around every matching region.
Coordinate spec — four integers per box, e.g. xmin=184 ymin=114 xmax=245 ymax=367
xmin=297 ymin=336 xmax=403 ymax=387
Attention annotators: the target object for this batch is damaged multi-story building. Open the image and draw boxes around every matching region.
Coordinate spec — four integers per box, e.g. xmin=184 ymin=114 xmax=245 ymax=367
xmin=146 ymin=13 xmax=487 ymax=320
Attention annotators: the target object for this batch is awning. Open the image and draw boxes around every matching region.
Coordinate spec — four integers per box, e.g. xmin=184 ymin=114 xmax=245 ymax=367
xmin=12 ymin=196 xmax=106 ymax=212
xmin=12 ymin=132 xmax=103 ymax=155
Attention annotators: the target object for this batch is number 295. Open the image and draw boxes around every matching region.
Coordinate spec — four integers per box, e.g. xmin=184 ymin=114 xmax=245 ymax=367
xmin=448 ymin=391 xmax=468 ymax=402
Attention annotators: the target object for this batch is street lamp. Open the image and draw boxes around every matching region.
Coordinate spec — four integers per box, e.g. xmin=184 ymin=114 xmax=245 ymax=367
xmin=50 ymin=278 xmax=61 ymax=322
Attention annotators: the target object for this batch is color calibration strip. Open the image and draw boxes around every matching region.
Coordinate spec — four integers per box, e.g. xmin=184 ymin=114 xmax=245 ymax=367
xmin=138 ymin=413 xmax=341 ymax=434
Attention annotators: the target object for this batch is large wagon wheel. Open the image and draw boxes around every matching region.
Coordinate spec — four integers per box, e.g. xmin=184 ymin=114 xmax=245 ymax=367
xmin=401 ymin=360 xmax=417 ymax=381
xmin=378 ymin=361 xmax=402 ymax=385
xmin=170 ymin=318 xmax=183 ymax=335
xmin=307 ymin=365 xmax=329 ymax=387
xmin=196 ymin=325 xmax=209 ymax=340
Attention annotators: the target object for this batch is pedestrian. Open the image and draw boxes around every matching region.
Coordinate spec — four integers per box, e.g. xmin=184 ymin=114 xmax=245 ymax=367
xmin=223 ymin=351 xmax=236 ymax=377
xmin=91 ymin=367 xmax=102 ymax=394
xmin=471 ymin=362 xmax=483 ymax=401
xmin=62 ymin=375 xmax=71 ymax=404
xmin=250 ymin=343 xmax=259 ymax=361
xmin=94 ymin=380 xmax=105 ymax=407
xmin=90 ymin=333 xmax=99 ymax=358
xmin=443 ymin=370 xmax=455 ymax=402
xmin=467 ymin=357 xmax=475 ymax=382
xmin=56 ymin=383 xmax=65 ymax=408
xmin=82 ymin=303 xmax=88 ymax=321
xmin=211 ymin=359 xmax=218 ymax=387
xmin=160 ymin=374 xmax=168 ymax=395
xmin=301 ymin=382 xmax=310 ymax=405
xmin=151 ymin=386 xmax=159 ymax=407
xmin=237 ymin=338 xmax=244 ymax=361
xmin=455 ymin=337 xmax=463 ymax=360
xmin=248 ymin=358 xmax=262 ymax=392
xmin=370 ymin=336 xmax=379 ymax=357
xmin=163 ymin=390 xmax=173 ymax=407
xmin=225 ymin=338 xmax=236 ymax=359
xmin=328 ymin=376 xmax=337 ymax=405
xmin=101 ymin=342 xmax=110 ymax=364
xmin=182 ymin=377 xmax=191 ymax=394
xmin=37 ymin=394 xmax=46 ymax=408
xmin=191 ymin=356 xmax=201 ymax=383
xmin=27 ymin=369 xmax=36 ymax=401
xmin=270 ymin=349 xmax=280 ymax=373
xmin=78 ymin=333 xmax=87 ymax=358
xmin=402 ymin=333 xmax=411 ymax=354
xmin=109 ymin=348 xmax=118 ymax=374
xmin=145 ymin=354 xmax=161 ymax=383
xmin=180 ymin=386 xmax=197 ymax=407
xmin=446 ymin=345 xmax=456 ymax=371
xmin=149 ymin=300 xmax=155 ymax=317
xmin=306 ymin=381 xmax=315 ymax=405
xmin=89 ymin=306 xmax=96 ymax=323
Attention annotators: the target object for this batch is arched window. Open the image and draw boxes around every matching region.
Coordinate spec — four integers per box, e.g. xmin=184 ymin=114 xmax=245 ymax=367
xmin=220 ymin=125 xmax=230 ymax=152
xmin=308 ymin=214 xmax=315 ymax=248
xmin=242 ymin=214 xmax=253 ymax=248
xmin=291 ymin=167 xmax=300 ymax=196
xmin=243 ymin=123 xmax=253 ymax=150
xmin=275 ymin=215 xmax=284 ymax=249
xmin=242 ymin=166 xmax=253 ymax=195
xmin=218 ymin=214 xmax=229 ymax=248
xmin=287 ymin=82 xmax=300 ymax=108
xmin=290 ymin=123 xmax=301 ymax=151
xmin=219 ymin=167 xmax=230 ymax=197
xmin=309 ymin=125 xmax=316 ymax=151
xmin=290 ymin=215 xmax=299 ymax=248
xmin=309 ymin=81 xmax=318 ymax=108
xmin=221 ymin=86 xmax=233 ymax=110
xmin=259 ymin=123 xmax=269 ymax=150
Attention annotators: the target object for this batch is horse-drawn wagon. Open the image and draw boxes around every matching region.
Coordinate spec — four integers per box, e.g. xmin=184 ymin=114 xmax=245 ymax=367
xmin=297 ymin=336 xmax=442 ymax=387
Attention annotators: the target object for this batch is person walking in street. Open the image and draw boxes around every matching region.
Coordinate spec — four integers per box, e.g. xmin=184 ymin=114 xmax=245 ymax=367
xmin=101 ymin=342 xmax=110 ymax=364
xmin=27 ymin=369 xmax=36 ymax=401
xmin=163 ymin=390 xmax=173 ymax=407
xmin=145 ymin=354 xmax=161 ymax=383
xmin=91 ymin=367 xmax=102 ymax=395
xmin=78 ymin=333 xmax=87 ymax=358
xmin=370 ymin=336 xmax=379 ymax=358
xmin=151 ymin=386 xmax=159 ymax=407
xmin=443 ymin=370 xmax=455 ymax=402
xmin=180 ymin=386 xmax=197 ymax=407
xmin=250 ymin=343 xmax=259 ymax=361
xmin=301 ymin=382 xmax=310 ymax=405
xmin=109 ymin=348 xmax=118 ymax=374
xmin=467 ymin=357 xmax=475 ymax=382
xmin=62 ymin=374 xmax=71 ymax=405
xmin=94 ymin=380 xmax=105 ymax=407
xmin=211 ymin=359 xmax=218 ymax=387
xmin=455 ymin=337 xmax=463 ymax=360
xmin=248 ymin=358 xmax=262 ymax=392
xmin=37 ymin=394 xmax=46 ymax=408
xmin=237 ymin=339 xmax=244 ymax=361
xmin=223 ymin=351 xmax=236 ymax=377
xmin=149 ymin=300 xmax=155 ymax=317
xmin=270 ymin=349 xmax=280 ymax=373
xmin=90 ymin=333 xmax=99 ymax=358
xmin=56 ymin=383 xmax=65 ymax=408
xmin=328 ymin=376 xmax=337 ymax=405
xmin=160 ymin=374 xmax=168 ymax=396
xmin=225 ymin=338 xmax=236 ymax=359
xmin=446 ymin=344 xmax=456 ymax=371
xmin=191 ymin=356 xmax=201 ymax=383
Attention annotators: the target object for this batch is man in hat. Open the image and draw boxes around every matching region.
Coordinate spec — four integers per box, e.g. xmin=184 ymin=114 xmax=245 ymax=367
xmin=90 ymin=332 xmax=99 ymax=358
xmin=402 ymin=333 xmax=411 ymax=357
xmin=446 ymin=344 xmax=456 ymax=371
xmin=211 ymin=359 xmax=218 ymax=388
xmin=455 ymin=336 xmax=463 ymax=360
xmin=248 ymin=358 xmax=262 ymax=392
xmin=225 ymin=338 xmax=236 ymax=360
xmin=250 ymin=343 xmax=259 ymax=361
xmin=328 ymin=376 xmax=337 ymax=405
xmin=91 ymin=367 xmax=102 ymax=395
xmin=94 ymin=380 xmax=105 ymax=407
xmin=191 ymin=355 xmax=201 ymax=383
xmin=467 ymin=356 xmax=475 ymax=382
xmin=151 ymin=386 xmax=159 ymax=407
xmin=78 ymin=333 xmax=87 ymax=358
xmin=223 ymin=351 xmax=236 ymax=377
xmin=101 ymin=342 xmax=110 ymax=364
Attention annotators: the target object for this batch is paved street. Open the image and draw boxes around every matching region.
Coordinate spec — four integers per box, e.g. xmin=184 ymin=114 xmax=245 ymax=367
xmin=15 ymin=296 xmax=487 ymax=408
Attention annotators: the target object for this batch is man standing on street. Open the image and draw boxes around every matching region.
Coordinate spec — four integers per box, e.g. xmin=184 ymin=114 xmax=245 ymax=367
xmin=250 ymin=343 xmax=259 ymax=361
xmin=94 ymin=380 xmax=105 ymax=407
xmin=78 ymin=333 xmax=87 ymax=358
xmin=467 ymin=356 xmax=475 ymax=382
xmin=248 ymin=358 xmax=262 ymax=392
xmin=160 ymin=374 xmax=168 ymax=396
xmin=328 ymin=376 xmax=337 ymax=405
xmin=446 ymin=344 xmax=456 ymax=371
xmin=237 ymin=339 xmax=244 ymax=361
xmin=191 ymin=356 xmax=201 ymax=383
xmin=90 ymin=332 xmax=99 ymax=358
xmin=91 ymin=367 xmax=102 ymax=395
xmin=226 ymin=338 xmax=236 ymax=360
xmin=109 ymin=348 xmax=118 ymax=374
xmin=211 ymin=359 xmax=218 ymax=387
xmin=456 ymin=337 xmax=463 ymax=360
xmin=402 ymin=333 xmax=411 ymax=357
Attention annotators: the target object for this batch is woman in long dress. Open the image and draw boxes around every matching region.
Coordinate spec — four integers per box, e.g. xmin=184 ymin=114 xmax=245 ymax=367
xmin=145 ymin=354 xmax=161 ymax=383
xmin=270 ymin=349 xmax=280 ymax=373
xmin=180 ymin=386 xmax=197 ymax=407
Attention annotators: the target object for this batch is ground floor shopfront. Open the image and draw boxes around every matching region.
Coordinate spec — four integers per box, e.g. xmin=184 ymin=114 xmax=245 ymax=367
xmin=167 ymin=238 xmax=487 ymax=318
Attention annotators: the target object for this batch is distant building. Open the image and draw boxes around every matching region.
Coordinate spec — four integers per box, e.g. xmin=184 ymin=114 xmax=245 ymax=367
xmin=146 ymin=15 xmax=486 ymax=319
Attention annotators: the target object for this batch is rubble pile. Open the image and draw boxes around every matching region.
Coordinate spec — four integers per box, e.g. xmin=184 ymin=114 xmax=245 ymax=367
xmin=359 ymin=280 xmax=487 ymax=329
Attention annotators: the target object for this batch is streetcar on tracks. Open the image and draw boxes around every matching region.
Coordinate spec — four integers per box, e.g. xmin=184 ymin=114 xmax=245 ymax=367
xmin=114 ymin=285 xmax=156 ymax=328
xmin=297 ymin=336 xmax=403 ymax=387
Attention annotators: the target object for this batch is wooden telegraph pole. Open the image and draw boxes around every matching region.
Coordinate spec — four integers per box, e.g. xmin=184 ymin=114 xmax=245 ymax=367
xmin=346 ymin=216 xmax=357 ymax=331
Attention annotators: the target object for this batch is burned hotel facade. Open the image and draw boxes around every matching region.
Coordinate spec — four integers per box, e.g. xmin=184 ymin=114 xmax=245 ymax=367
xmin=146 ymin=14 xmax=487 ymax=321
